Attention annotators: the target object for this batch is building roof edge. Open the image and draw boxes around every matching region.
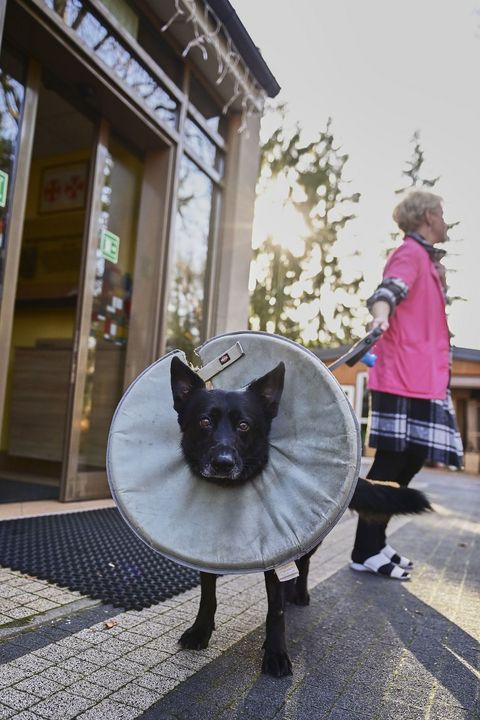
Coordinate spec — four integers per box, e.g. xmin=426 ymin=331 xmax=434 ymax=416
xmin=205 ymin=0 xmax=281 ymax=97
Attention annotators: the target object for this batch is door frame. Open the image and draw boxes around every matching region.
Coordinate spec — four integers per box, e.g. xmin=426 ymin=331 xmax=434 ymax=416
xmin=0 ymin=57 xmax=40 ymax=437
xmin=59 ymin=118 xmax=110 ymax=502
xmin=61 ymin=121 xmax=175 ymax=501
xmin=0 ymin=57 xmax=175 ymax=501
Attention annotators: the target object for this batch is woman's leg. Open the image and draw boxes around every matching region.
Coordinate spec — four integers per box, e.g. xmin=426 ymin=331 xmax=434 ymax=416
xmin=351 ymin=450 xmax=400 ymax=563
xmin=396 ymin=453 xmax=424 ymax=487
xmin=371 ymin=450 xmax=424 ymax=551
xmin=351 ymin=450 xmax=422 ymax=563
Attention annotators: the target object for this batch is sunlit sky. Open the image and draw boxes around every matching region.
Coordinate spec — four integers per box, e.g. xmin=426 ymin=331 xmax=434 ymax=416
xmin=234 ymin=0 xmax=480 ymax=348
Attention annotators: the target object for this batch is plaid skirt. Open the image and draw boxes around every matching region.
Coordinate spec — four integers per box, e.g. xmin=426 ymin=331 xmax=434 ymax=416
xmin=368 ymin=390 xmax=464 ymax=468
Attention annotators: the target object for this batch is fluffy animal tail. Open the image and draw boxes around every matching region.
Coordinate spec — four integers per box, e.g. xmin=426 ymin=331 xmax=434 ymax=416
xmin=348 ymin=477 xmax=433 ymax=522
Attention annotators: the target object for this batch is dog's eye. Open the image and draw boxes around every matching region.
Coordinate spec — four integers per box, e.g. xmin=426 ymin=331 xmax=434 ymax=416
xmin=237 ymin=421 xmax=250 ymax=432
xmin=199 ymin=417 xmax=211 ymax=429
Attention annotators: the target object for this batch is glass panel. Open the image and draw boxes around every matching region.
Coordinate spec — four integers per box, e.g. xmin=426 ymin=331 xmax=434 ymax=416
xmin=1 ymin=77 xmax=94 ymax=494
xmin=189 ymin=74 xmax=227 ymax=138
xmin=166 ymin=155 xmax=214 ymax=360
xmin=42 ymin=0 xmax=178 ymax=129
xmin=0 ymin=46 xmax=26 ymax=307
xmin=184 ymin=117 xmax=223 ymax=174
xmin=78 ymin=137 xmax=142 ymax=471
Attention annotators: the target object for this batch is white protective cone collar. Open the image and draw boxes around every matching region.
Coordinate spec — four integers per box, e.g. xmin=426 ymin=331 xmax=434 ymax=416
xmin=107 ymin=332 xmax=361 ymax=574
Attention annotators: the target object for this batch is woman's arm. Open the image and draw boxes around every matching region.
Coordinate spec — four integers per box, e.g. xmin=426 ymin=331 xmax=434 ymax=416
xmin=368 ymin=299 xmax=390 ymax=331
xmin=366 ymin=241 xmax=418 ymax=331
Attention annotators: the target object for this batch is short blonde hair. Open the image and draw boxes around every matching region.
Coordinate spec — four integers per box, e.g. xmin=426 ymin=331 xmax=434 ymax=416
xmin=393 ymin=190 xmax=443 ymax=233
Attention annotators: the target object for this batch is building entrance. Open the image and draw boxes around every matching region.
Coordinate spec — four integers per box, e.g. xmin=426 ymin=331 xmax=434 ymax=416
xmin=0 ymin=59 xmax=144 ymax=502
xmin=0 ymin=72 xmax=94 ymax=501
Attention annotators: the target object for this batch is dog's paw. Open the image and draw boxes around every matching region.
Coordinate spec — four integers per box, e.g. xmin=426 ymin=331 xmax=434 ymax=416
xmin=261 ymin=649 xmax=293 ymax=677
xmin=179 ymin=625 xmax=213 ymax=650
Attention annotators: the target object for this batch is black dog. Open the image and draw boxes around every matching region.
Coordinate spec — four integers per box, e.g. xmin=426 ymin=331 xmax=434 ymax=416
xmin=170 ymin=356 xmax=431 ymax=677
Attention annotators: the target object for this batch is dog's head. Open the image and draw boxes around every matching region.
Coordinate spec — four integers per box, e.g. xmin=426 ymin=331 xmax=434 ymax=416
xmin=170 ymin=356 xmax=285 ymax=484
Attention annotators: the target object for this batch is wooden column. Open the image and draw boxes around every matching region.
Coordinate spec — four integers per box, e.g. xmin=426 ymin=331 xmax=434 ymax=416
xmin=211 ymin=112 xmax=261 ymax=335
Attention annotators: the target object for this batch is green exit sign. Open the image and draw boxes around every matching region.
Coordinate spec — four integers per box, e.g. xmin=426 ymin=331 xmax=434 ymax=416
xmin=100 ymin=228 xmax=120 ymax=263
xmin=0 ymin=170 xmax=9 ymax=208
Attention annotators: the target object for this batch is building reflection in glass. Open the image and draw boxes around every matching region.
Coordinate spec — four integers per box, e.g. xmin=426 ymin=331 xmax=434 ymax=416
xmin=42 ymin=0 xmax=177 ymax=128
xmin=184 ymin=118 xmax=218 ymax=170
xmin=78 ymin=146 xmax=140 ymax=469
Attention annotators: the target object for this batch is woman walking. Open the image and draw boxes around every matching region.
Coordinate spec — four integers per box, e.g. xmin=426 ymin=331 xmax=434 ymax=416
xmin=351 ymin=190 xmax=464 ymax=580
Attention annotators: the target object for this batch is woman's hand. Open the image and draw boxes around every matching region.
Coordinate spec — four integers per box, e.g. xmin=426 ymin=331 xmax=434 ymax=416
xmin=368 ymin=300 xmax=390 ymax=332
xmin=368 ymin=317 xmax=389 ymax=332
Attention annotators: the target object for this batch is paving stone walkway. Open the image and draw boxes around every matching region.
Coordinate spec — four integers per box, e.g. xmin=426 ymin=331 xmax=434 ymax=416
xmin=0 ymin=468 xmax=478 ymax=720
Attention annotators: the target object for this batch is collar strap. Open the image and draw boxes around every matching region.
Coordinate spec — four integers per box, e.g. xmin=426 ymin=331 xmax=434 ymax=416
xmin=196 ymin=342 xmax=245 ymax=382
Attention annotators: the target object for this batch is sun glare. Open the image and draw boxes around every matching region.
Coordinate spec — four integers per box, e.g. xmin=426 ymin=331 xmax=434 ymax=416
xmin=252 ymin=177 xmax=308 ymax=255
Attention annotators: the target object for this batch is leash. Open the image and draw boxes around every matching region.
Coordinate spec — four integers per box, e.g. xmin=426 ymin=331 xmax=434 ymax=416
xmin=195 ymin=328 xmax=384 ymax=383
xmin=327 ymin=327 xmax=384 ymax=371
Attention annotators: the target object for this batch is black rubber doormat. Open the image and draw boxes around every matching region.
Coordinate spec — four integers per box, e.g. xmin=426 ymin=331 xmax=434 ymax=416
xmin=0 ymin=478 xmax=59 ymax=503
xmin=0 ymin=508 xmax=199 ymax=610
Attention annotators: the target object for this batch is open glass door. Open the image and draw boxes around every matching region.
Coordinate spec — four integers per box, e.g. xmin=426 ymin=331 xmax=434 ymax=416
xmin=0 ymin=62 xmax=97 ymax=502
xmin=0 ymin=46 xmax=26 ymax=308
xmin=61 ymin=123 xmax=143 ymax=501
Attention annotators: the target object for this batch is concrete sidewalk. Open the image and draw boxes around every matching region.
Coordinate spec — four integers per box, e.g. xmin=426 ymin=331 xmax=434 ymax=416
xmin=0 ymin=468 xmax=478 ymax=719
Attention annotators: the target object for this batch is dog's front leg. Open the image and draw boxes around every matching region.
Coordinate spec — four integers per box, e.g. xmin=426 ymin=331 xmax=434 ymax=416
xmin=179 ymin=572 xmax=217 ymax=650
xmin=262 ymin=570 xmax=292 ymax=677
xmin=294 ymin=543 xmax=321 ymax=605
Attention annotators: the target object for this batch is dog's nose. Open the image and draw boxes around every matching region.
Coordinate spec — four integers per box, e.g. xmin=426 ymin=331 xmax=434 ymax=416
xmin=212 ymin=451 xmax=236 ymax=474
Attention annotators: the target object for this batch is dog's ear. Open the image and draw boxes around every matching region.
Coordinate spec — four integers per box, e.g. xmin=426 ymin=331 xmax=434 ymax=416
xmin=246 ymin=362 xmax=285 ymax=418
xmin=170 ymin=356 xmax=206 ymax=413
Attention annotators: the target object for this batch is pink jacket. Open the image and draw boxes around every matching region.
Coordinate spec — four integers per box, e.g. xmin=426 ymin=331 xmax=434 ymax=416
xmin=367 ymin=236 xmax=450 ymax=400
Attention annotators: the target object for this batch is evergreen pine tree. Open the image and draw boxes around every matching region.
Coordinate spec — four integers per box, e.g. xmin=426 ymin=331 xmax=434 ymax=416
xmin=392 ymin=130 xmax=464 ymax=307
xmin=395 ymin=130 xmax=440 ymax=194
xmin=249 ymin=108 xmax=362 ymax=347
xmin=389 ymin=129 xmax=441 ymax=248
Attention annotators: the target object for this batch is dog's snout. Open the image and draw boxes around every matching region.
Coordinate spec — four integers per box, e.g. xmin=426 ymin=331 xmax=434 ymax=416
xmin=212 ymin=451 xmax=236 ymax=473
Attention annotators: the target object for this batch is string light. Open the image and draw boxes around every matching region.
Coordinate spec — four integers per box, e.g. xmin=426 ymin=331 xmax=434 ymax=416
xmin=161 ymin=0 xmax=266 ymax=133
xmin=160 ymin=0 xmax=184 ymax=32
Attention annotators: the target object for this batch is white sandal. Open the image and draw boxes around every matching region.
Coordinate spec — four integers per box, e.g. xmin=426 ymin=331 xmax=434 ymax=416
xmin=382 ymin=544 xmax=413 ymax=570
xmin=350 ymin=552 xmax=410 ymax=580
